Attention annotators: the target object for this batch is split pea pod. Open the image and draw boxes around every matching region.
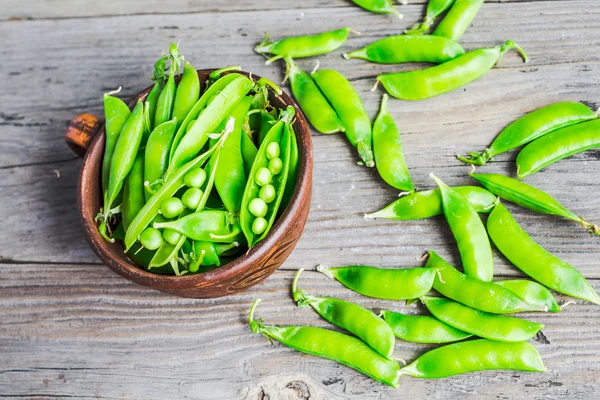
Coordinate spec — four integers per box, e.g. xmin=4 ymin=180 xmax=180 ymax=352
xmin=433 ymin=0 xmax=485 ymax=41
xmin=121 ymin=153 xmax=145 ymax=231
xmin=430 ymin=174 xmax=494 ymax=282
xmin=405 ymin=0 xmax=456 ymax=35
xmin=380 ymin=310 xmax=472 ymax=344
xmin=101 ymin=90 xmax=131 ymax=194
xmin=377 ymin=40 xmax=527 ymax=100
xmin=400 ymin=339 xmax=546 ymax=379
xmin=421 ymin=296 xmax=544 ymax=342
xmin=487 ymin=202 xmax=600 ymax=305
xmin=144 ymin=119 xmax=177 ymax=201
xmin=154 ymin=44 xmax=182 ymax=128
xmin=373 ymin=95 xmax=414 ymax=192
xmin=350 ymin=0 xmax=401 ymax=17
xmin=365 ymin=186 xmax=497 ymax=220
xmin=292 ymin=269 xmax=395 ymax=359
xmin=284 ymin=56 xmax=344 ymax=134
xmin=516 ymin=119 xmax=600 ymax=178
xmin=426 ymin=251 xmax=544 ymax=314
xmin=249 ymin=299 xmax=401 ymax=388
xmin=470 ymin=173 xmax=600 ymax=235
xmin=172 ymin=62 xmax=201 ymax=129
xmin=312 ymin=69 xmax=374 ymax=167
xmin=458 ymin=102 xmax=598 ymax=165
xmin=344 ymin=35 xmax=465 ymax=64
xmin=145 ymin=57 xmax=167 ymax=130
xmin=317 ymin=265 xmax=436 ymax=300
xmin=495 ymin=280 xmax=560 ymax=313
xmin=255 ymin=28 xmax=352 ymax=64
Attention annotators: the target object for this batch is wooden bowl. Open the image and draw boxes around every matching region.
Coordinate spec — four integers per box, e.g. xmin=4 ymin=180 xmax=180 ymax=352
xmin=64 ymin=69 xmax=313 ymax=298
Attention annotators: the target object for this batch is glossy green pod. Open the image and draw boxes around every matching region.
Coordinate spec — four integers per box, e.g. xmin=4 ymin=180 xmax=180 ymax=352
xmin=432 ymin=0 xmax=485 ymax=41
xmin=144 ymin=119 xmax=178 ymax=201
xmin=494 ymin=280 xmax=560 ymax=313
xmin=153 ymin=210 xmax=240 ymax=243
xmin=172 ymin=62 xmax=201 ymax=129
xmin=102 ymin=92 xmax=131 ymax=194
xmin=350 ymin=0 xmax=400 ymax=16
xmin=121 ymin=153 xmax=145 ymax=231
xmin=380 ymin=310 xmax=472 ymax=344
xmin=405 ymin=0 xmax=456 ymax=34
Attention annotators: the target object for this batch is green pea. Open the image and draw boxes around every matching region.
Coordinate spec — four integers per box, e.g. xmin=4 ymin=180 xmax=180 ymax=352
xmin=162 ymin=228 xmax=182 ymax=246
xmin=268 ymin=157 xmax=283 ymax=176
xmin=182 ymin=187 xmax=203 ymax=210
xmin=265 ymin=142 xmax=280 ymax=160
xmin=252 ymin=217 xmax=268 ymax=235
xmin=184 ymin=168 xmax=207 ymax=188
xmin=255 ymin=167 xmax=272 ymax=186
xmin=139 ymin=227 xmax=163 ymax=250
xmin=259 ymin=185 xmax=276 ymax=203
xmin=161 ymin=197 xmax=184 ymax=219
xmin=249 ymin=198 xmax=268 ymax=218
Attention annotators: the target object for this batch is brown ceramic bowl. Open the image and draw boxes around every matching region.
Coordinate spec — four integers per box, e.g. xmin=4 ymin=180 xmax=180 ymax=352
xmin=65 ymin=69 xmax=313 ymax=298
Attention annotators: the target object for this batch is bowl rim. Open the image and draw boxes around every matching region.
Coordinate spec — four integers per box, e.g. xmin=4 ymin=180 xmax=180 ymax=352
xmin=78 ymin=68 xmax=313 ymax=290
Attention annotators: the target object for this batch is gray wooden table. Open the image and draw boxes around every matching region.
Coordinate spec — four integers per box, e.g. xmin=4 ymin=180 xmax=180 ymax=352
xmin=2 ymin=0 xmax=600 ymax=398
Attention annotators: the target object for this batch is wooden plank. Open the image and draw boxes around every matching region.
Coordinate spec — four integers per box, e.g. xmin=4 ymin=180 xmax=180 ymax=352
xmin=1 ymin=265 xmax=599 ymax=399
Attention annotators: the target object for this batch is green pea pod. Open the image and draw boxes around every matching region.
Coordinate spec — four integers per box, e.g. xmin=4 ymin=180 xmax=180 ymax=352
xmin=124 ymin=131 xmax=225 ymax=252
xmin=405 ymin=0 xmax=456 ymax=34
xmin=377 ymin=40 xmax=528 ymax=100
xmin=292 ymin=269 xmax=395 ymax=360
xmin=145 ymin=56 xmax=168 ymax=131
xmin=154 ymin=71 xmax=176 ymax=128
xmin=312 ymin=69 xmax=374 ymax=167
xmin=154 ymin=211 xmax=239 ymax=242
xmin=172 ymin=62 xmax=201 ymax=129
xmin=255 ymin=28 xmax=352 ymax=64
xmin=433 ymin=0 xmax=485 ymax=41
xmin=212 ymin=97 xmax=252 ymax=213
xmin=144 ymin=119 xmax=178 ymax=201
xmin=470 ymin=173 xmax=600 ymax=235
xmin=207 ymin=66 xmax=242 ymax=86
xmin=249 ymin=299 xmax=401 ymax=388
xmin=102 ymin=91 xmax=131 ymax=194
xmin=350 ymin=0 xmax=400 ymax=16
xmin=426 ymin=251 xmax=544 ymax=314
xmin=344 ymin=35 xmax=465 ymax=64
xmin=365 ymin=186 xmax=497 ymax=220
xmin=241 ymin=126 xmax=258 ymax=177
xmin=189 ymin=241 xmax=239 ymax=272
xmin=495 ymin=280 xmax=560 ymax=313
xmin=421 ymin=296 xmax=544 ymax=342
xmin=317 ymin=264 xmax=435 ymax=300
xmin=126 ymin=247 xmax=156 ymax=270
xmin=400 ymin=339 xmax=546 ymax=379
xmin=373 ymin=95 xmax=413 ymax=192
xmin=121 ymin=153 xmax=145 ymax=231
xmin=280 ymin=124 xmax=299 ymax=210
xmin=458 ymin=102 xmax=598 ymax=165
xmin=284 ymin=56 xmax=344 ymax=135
xmin=168 ymin=75 xmax=253 ymax=176
xmin=516 ymin=119 xmax=600 ymax=178
xmin=487 ymin=202 xmax=600 ymax=305
xmin=430 ymin=174 xmax=493 ymax=281
xmin=380 ymin=310 xmax=472 ymax=344
xmin=257 ymin=110 xmax=277 ymax=146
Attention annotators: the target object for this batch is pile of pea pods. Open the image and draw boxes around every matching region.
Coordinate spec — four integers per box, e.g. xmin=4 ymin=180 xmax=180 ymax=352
xmin=96 ymin=43 xmax=299 ymax=275
xmin=249 ymin=0 xmax=600 ymax=388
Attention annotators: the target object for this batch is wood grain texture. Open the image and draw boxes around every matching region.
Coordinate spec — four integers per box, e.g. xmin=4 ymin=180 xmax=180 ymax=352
xmin=2 ymin=0 xmax=600 ymax=398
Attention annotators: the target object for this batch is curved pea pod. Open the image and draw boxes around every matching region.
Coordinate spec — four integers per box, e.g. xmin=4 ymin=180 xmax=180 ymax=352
xmin=292 ymin=269 xmax=395 ymax=359
xmin=470 ymin=173 xmax=600 ymax=236
xmin=516 ymin=119 xmax=600 ymax=178
xmin=426 ymin=251 xmax=545 ymax=314
xmin=257 ymin=110 xmax=277 ymax=146
xmin=124 ymin=132 xmax=225 ymax=252
xmin=284 ymin=56 xmax=344 ymax=135
xmin=144 ymin=119 xmax=177 ymax=201
xmin=373 ymin=95 xmax=413 ymax=192
xmin=400 ymin=339 xmax=546 ymax=379
xmin=380 ymin=310 xmax=472 ymax=344
xmin=188 ymin=241 xmax=239 ymax=273
xmin=154 ymin=210 xmax=240 ymax=243
xmin=431 ymin=174 xmax=493 ymax=282
xmin=377 ymin=40 xmax=528 ymax=100
xmin=121 ymin=153 xmax=145 ymax=231
xmin=350 ymin=0 xmax=401 ymax=16
xmin=169 ymin=73 xmax=241 ymax=163
xmin=344 ymin=35 xmax=465 ymax=64
xmin=280 ymin=124 xmax=299 ymax=210
xmin=405 ymin=0 xmax=456 ymax=34
xmin=172 ymin=62 xmax=201 ymax=128
xmin=317 ymin=265 xmax=435 ymax=301
xmin=495 ymin=280 xmax=560 ymax=313
xmin=255 ymin=28 xmax=352 ymax=64
xmin=421 ymin=296 xmax=544 ymax=342
xmin=168 ymin=75 xmax=253 ymax=176
xmin=102 ymin=92 xmax=131 ymax=194
xmin=154 ymin=70 xmax=176 ymax=128
xmin=458 ymin=102 xmax=598 ymax=165
xmin=312 ymin=69 xmax=374 ymax=167
xmin=365 ymin=186 xmax=497 ymax=220
xmin=432 ymin=0 xmax=484 ymax=41
xmin=249 ymin=299 xmax=401 ymax=388
xmin=487 ymin=202 xmax=600 ymax=305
